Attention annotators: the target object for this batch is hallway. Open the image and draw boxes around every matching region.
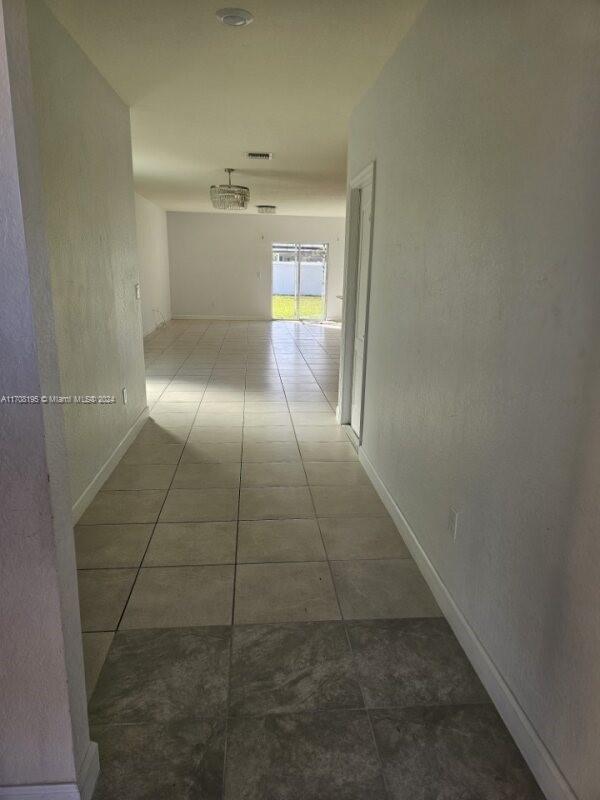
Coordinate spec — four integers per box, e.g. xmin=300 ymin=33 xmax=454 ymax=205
xmin=76 ymin=320 xmax=541 ymax=799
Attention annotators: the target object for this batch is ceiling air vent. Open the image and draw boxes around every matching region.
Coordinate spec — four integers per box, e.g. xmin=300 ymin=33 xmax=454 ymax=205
xmin=247 ymin=152 xmax=273 ymax=160
xmin=257 ymin=205 xmax=276 ymax=214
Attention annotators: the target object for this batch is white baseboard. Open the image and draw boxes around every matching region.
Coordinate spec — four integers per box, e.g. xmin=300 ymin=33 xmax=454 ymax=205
xmin=172 ymin=314 xmax=268 ymax=321
xmin=143 ymin=318 xmax=171 ymax=340
xmin=0 ymin=785 xmax=80 ymax=799
xmin=76 ymin=742 xmax=99 ymax=800
xmin=71 ymin=407 xmax=149 ymax=523
xmin=358 ymin=446 xmax=577 ymax=800
xmin=0 ymin=741 xmax=98 ymax=800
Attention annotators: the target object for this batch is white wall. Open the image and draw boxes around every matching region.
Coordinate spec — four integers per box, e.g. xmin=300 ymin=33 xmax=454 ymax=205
xmin=1 ymin=1 xmax=95 ymax=794
xmin=28 ymin=1 xmax=147 ymax=514
xmin=348 ymin=1 xmax=600 ymax=799
xmin=135 ymin=193 xmax=171 ymax=336
xmin=167 ymin=212 xmax=345 ymax=320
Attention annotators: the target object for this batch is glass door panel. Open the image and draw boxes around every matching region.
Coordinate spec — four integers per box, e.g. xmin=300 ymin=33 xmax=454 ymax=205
xmin=272 ymin=243 xmax=298 ymax=319
xmin=298 ymin=244 xmax=327 ymax=320
xmin=272 ymin=242 xmax=327 ymax=320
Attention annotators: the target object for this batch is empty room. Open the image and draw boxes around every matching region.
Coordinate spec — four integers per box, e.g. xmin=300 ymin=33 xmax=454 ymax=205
xmin=1 ymin=2 xmax=599 ymax=799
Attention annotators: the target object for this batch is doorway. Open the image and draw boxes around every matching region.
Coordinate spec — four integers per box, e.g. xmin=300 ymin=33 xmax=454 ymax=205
xmin=271 ymin=242 xmax=328 ymax=321
xmin=339 ymin=163 xmax=375 ymax=441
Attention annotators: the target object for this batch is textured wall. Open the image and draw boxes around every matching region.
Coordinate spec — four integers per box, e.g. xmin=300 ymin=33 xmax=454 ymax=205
xmin=348 ymin=1 xmax=600 ymax=797
xmin=1 ymin=0 xmax=91 ymax=787
xmin=167 ymin=212 xmax=346 ymax=321
xmin=28 ymin=1 xmax=146 ymax=510
xmin=135 ymin=193 xmax=171 ymax=336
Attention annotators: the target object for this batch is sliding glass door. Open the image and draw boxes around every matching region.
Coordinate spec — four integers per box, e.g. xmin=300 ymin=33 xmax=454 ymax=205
xmin=272 ymin=243 xmax=328 ymax=321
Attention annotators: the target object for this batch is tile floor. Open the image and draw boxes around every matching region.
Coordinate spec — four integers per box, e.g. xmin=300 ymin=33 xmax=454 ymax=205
xmin=78 ymin=319 xmax=543 ymax=799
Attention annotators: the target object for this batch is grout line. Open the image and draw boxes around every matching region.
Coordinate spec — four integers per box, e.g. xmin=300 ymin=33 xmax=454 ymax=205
xmin=274 ymin=327 xmax=344 ymax=624
xmin=113 ymin=321 xmax=221 ymax=632
xmin=342 ymin=618 xmax=394 ymax=800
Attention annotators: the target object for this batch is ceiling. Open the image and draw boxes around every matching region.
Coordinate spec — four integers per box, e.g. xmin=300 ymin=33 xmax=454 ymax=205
xmin=45 ymin=0 xmax=424 ymax=216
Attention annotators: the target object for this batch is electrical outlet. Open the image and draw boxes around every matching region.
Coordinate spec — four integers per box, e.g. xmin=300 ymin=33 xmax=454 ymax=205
xmin=122 ymin=387 xmax=128 ymax=404
xmin=448 ymin=507 xmax=459 ymax=542
xmin=135 ymin=283 xmax=141 ymax=300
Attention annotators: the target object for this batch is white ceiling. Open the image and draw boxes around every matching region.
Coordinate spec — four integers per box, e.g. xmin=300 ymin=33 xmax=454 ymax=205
xmin=45 ymin=0 xmax=424 ymax=216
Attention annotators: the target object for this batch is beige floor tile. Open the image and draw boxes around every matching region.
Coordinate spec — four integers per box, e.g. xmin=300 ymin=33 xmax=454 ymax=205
xmin=82 ymin=631 xmax=114 ymax=699
xmin=243 ymin=402 xmax=288 ymax=413
xmin=242 ymin=426 xmax=296 ymax=443
xmin=319 ymin=517 xmax=411 ymax=560
xmin=239 ymin=487 xmax=314 ymax=520
xmin=244 ymin=412 xmax=291 ymax=427
xmin=75 ymin=524 xmax=153 ymax=568
xmin=294 ymin=425 xmax=349 ymax=443
xmin=237 ymin=519 xmax=325 ymax=563
xmin=243 ymin=441 xmax=301 ymax=462
xmin=121 ymin=442 xmax=184 ymax=465
xmin=331 ymin=559 xmax=442 ymax=619
xmin=146 ymin=412 xmax=196 ymax=428
xmin=188 ymin=426 xmax=243 ymax=444
xmin=159 ymin=488 xmax=238 ymax=522
xmin=241 ymin=462 xmax=307 ymax=487
xmin=234 ymin=562 xmax=340 ymax=624
xmin=143 ymin=522 xmax=236 ymax=566
xmin=283 ymin=391 xmax=327 ymax=402
xmin=310 ymin=485 xmax=387 ymax=517
xmin=79 ymin=490 xmax=167 ymax=524
xmin=193 ymin=411 xmax=244 ymax=426
xmin=291 ymin=412 xmax=338 ymax=426
xmin=181 ymin=441 xmax=242 ymax=463
xmin=287 ymin=402 xmax=333 ymax=413
xmin=299 ymin=442 xmax=358 ymax=462
xmin=120 ymin=565 xmax=234 ymax=628
xmin=103 ymin=464 xmax=176 ymax=491
xmin=135 ymin=424 xmax=190 ymax=444
xmin=161 ymin=391 xmax=206 ymax=402
xmin=151 ymin=401 xmax=200 ymax=415
xmin=172 ymin=462 xmax=241 ymax=488
xmin=78 ymin=569 xmax=136 ymax=631
xmin=304 ymin=462 xmax=369 ymax=486
xmin=199 ymin=401 xmax=244 ymax=411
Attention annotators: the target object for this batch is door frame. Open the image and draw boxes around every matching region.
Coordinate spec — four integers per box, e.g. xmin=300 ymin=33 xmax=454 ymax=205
xmin=337 ymin=161 xmax=376 ymax=441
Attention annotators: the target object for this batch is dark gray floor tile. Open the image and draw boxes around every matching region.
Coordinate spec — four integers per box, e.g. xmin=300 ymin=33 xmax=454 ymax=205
xmin=89 ymin=626 xmax=230 ymax=723
xmin=92 ymin=720 xmax=225 ymax=800
xmin=82 ymin=632 xmax=113 ymax=700
xmin=229 ymin=622 xmax=362 ymax=716
xmin=370 ymin=705 xmax=544 ymax=800
xmin=224 ymin=710 xmax=387 ymax=800
xmin=346 ymin=618 xmax=489 ymax=708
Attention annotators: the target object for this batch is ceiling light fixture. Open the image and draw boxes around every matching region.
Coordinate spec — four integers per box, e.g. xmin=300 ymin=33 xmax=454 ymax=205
xmin=257 ymin=205 xmax=276 ymax=214
xmin=216 ymin=8 xmax=254 ymax=27
xmin=210 ymin=168 xmax=250 ymax=210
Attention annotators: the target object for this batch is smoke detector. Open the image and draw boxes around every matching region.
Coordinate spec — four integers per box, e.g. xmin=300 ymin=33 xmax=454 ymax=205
xmin=216 ymin=8 xmax=254 ymax=27
xmin=247 ymin=152 xmax=273 ymax=160
xmin=257 ymin=205 xmax=276 ymax=214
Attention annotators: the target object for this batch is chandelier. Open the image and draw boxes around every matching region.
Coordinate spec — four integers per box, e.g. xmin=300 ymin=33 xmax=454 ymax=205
xmin=210 ymin=168 xmax=250 ymax=210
